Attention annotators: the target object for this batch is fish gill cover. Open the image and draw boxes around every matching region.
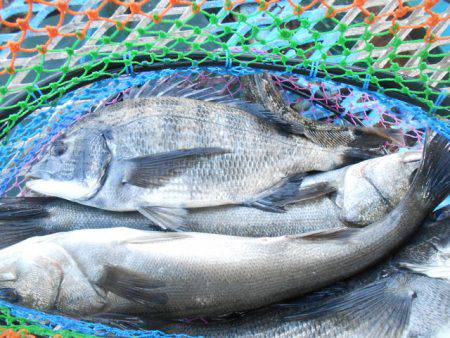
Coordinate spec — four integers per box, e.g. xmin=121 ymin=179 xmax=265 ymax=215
xmin=0 ymin=0 xmax=448 ymax=337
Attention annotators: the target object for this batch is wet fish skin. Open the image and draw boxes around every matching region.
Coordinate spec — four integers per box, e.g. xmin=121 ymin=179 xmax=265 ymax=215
xmin=163 ymin=216 xmax=450 ymax=337
xmin=181 ymin=148 xmax=420 ymax=233
xmin=0 ymin=197 xmax=159 ymax=249
xmin=0 ymin=133 xmax=447 ymax=319
xmin=336 ymin=150 xmax=421 ymax=225
xmin=164 ymin=274 xmax=450 ymax=338
xmin=1 ymin=150 xmax=418 ymax=247
xmin=26 ymin=92 xmax=385 ymax=230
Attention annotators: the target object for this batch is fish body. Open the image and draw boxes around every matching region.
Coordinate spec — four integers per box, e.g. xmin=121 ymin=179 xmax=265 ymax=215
xmin=0 ymin=196 xmax=343 ymax=246
xmin=1 ymin=150 xmax=419 ymax=246
xmin=26 ymin=76 xmax=400 ymax=229
xmin=164 ymin=215 xmax=450 ymax=337
xmin=27 ymin=98 xmax=353 ymax=207
xmin=0 ymin=132 xmax=448 ymax=319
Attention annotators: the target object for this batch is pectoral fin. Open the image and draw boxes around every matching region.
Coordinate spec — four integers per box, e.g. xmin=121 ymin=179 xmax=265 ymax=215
xmin=137 ymin=206 xmax=187 ymax=232
xmin=123 ymin=147 xmax=230 ymax=188
xmin=125 ymin=231 xmax=192 ymax=244
xmin=99 ymin=266 xmax=168 ymax=306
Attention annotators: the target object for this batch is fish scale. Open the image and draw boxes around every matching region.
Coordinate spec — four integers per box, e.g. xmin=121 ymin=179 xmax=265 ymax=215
xmin=0 ymin=145 xmax=420 ymax=249
xmin=26 ymin=76 xmax=405 ymax=230
xmin=65 ymin=98 xmax=353 ymax=212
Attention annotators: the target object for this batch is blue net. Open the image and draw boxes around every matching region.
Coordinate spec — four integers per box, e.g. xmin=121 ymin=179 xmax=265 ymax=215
xmin=0 ymin=65 xmax=448 ymax=336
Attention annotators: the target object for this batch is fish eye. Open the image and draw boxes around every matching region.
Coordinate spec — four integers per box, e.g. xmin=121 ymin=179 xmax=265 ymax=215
xmin=51 ymin=141 xmax=67 ymax=157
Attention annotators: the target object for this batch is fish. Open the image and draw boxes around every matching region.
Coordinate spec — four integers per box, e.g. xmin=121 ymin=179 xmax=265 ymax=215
xmin=0 ymin=131 xmax=447 ymax=319
xmin=0 ymin=149 xmax=419 ymax=247
xmin=25 ymin=73 xmax=402 ymax=231
xmin=152 ymin=211 xmax=450 ymax=337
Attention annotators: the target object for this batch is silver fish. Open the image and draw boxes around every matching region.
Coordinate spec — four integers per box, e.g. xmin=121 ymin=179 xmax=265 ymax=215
xmin=25 ymin=74 xmax=401 ymax=230
xmin=0 ymin=132 xmax=447 ymax=319
xmin=165 ymin=213 xmax=450 ymax=337
xmin=0 ymin=150 xmax=419 ymax=247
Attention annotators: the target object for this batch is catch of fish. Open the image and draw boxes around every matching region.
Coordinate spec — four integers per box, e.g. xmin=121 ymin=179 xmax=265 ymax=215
xmin=0 ymin=73 xmax=448 ymax=337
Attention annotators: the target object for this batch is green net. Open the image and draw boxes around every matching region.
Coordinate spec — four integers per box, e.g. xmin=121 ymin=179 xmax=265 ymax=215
xmin=0 ymin=0 xmax=449 ymax=336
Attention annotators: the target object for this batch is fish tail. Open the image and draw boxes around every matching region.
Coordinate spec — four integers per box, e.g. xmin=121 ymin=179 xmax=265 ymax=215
xmin=0 ymin=197 xmax=51 ymax=219
xmin=0 ymin=197 xmax=53 ymax=248
xmin=0 ymin=219 xmax=46 ymax=249
xmin=410 ymin=131 xmax=450 ymax=212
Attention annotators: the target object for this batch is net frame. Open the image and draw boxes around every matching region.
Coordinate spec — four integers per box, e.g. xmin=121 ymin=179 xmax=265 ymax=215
xmin=0 ymin=0 xmax=449 ymax=139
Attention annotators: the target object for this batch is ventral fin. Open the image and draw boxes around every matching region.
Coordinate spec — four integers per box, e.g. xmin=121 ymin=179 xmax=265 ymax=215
xmin=79 ymin=312 xmax=170 ymax=331
xmin=137 ymin=206 xmax=188 ymax=232
xmin=245 ymin=175 xmax=336 ymax=212
xmin=123 ymin=147 xmax=230 ymax=188
xmin=99 ymin=266 xmax=168 ymax=306
xmin=398 ymin=262 xmax=450 ymax=280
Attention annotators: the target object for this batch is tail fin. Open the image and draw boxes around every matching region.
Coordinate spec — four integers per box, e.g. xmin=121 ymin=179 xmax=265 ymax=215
xmin=0 ymin=197 xmax=51 ymax=219
xmin=0 ymin=219 xmax=46 ymax=249
xmin=410 ymin=131 xmax=450 ymax=212
xmin=0 ymin=197 xmax=52 ymax=249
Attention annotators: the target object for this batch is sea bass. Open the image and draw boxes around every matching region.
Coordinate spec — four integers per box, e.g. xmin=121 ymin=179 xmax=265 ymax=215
xmin=164 ymin=214 xmax=450 ymax=337
xmin=25 ymin=74 xmax=400 ymax=230
xmin=0 ymin=132 xmax=447 ymax=319
xmin=0 ymin=150 xmax=419 ymax=247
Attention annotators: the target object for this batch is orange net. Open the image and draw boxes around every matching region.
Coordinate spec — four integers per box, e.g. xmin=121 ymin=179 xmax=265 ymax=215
xmin=0 ymin=0 xmax=449 ymax=75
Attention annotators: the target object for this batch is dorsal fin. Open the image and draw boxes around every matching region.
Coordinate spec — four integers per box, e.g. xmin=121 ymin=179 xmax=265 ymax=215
xmin=125 ymin=76 xmax=239 ymax=104
xmin=240 ymin=72 xmax=403 ymax=149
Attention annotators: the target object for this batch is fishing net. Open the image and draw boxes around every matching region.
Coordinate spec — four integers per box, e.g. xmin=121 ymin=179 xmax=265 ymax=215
xmin=0 ymin=0 xmax=449 ymax=336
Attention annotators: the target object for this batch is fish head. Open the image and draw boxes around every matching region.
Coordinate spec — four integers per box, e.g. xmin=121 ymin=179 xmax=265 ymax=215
xmin=26 ymin=129 xmax=112 ymax=201
xmin=0 ymin=242 xmax=64 ymax=309
xmin=340 ymin=151 xmax=421 ymax=226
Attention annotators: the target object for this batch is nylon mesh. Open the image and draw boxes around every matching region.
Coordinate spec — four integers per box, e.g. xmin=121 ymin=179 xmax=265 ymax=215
xmin=0 ymin=0 xmax=449 ymax=336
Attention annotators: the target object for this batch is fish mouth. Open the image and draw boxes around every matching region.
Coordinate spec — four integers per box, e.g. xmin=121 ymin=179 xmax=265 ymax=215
xmin=24 ymin=167 xmax=52 ymax=181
